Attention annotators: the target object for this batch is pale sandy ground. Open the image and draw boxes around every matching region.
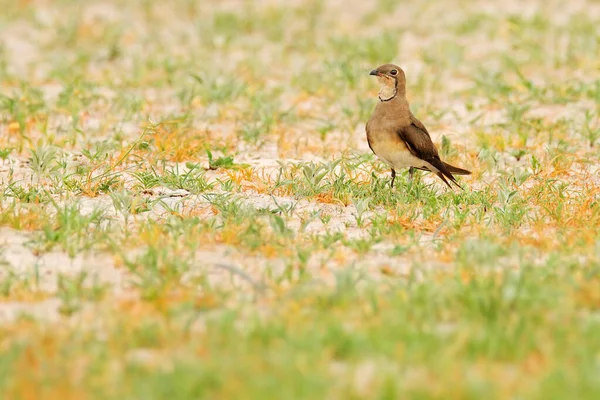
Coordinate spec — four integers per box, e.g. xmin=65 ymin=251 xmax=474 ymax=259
xmin=1 ymin=0 xmax=599 ymax=321
xmin=0 ymin=152 xmax=440 ymax=322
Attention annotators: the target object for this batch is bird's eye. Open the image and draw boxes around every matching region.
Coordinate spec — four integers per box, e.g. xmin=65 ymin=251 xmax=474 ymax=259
xmin=390 ymin=69 xmax=398 ymax=76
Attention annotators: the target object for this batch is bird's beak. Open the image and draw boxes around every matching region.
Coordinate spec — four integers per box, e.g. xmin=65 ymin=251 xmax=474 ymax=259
xmin=369 ymin=70 xmax=379 ymax=76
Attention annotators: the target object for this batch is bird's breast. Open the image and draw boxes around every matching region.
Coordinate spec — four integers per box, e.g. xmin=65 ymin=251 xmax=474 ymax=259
xmin=367 ymin=129 xmax=418 ymax=169
xmin=366 ymin=101 xmax=418 ymax=168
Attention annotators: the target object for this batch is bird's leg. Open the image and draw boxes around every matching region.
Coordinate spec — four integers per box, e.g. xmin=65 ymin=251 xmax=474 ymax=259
xmin=408 ymin=167 xmax=416 ymax=183
xmin=390 ymin=168 xmax=396 ymax=188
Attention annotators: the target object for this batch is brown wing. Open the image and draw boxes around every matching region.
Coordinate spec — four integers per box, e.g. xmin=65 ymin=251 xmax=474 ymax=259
xmin=410 ymin=112 xmax=431 ymax=137
xmin=398 ymin=123 xmax=438 ymax=160
xmin=397 ymin=120 xmax=461 ymax=189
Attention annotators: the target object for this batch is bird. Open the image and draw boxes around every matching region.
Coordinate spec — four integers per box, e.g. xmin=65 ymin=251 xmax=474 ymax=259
xmin=365 ymin=63 xmax=471 ymax=189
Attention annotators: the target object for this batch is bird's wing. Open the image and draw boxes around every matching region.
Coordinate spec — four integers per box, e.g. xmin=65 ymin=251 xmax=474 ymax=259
xmin=396 ymin=122 xmax=438 ymax=160
xmin=409 ymin=113 xmax=431 ymax=137
xmin=397 ymin=120 xmax=461 ymax=189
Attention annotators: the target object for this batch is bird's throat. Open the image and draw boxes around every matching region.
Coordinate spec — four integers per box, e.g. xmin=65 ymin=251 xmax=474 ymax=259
xmin=378 ymin=85 xmax=397 ymax=102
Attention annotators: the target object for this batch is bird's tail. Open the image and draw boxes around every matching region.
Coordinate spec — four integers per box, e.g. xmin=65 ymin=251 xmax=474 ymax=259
xmin=428 ymin=158 xmax=470 ymax=190
xmin=443 ymin=162 xmax=471 ymax=176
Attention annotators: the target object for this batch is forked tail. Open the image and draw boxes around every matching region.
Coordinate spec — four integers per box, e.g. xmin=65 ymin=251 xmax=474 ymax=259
xmin=428 ymin=158 xmax=471 ymax=189
xmin=443 ymin=162 xmax=471 ymax=176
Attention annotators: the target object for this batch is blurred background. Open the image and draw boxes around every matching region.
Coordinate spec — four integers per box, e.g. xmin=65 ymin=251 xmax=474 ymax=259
xmin=1 ymin=2 xmax=600 ymax=398
xmin=1 ymin=0 xmax=598 ymax=161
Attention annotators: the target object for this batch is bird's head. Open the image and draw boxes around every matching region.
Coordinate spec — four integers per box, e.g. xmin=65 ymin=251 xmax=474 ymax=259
xmin=369 ymin=64 xmax=406 ymax=101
